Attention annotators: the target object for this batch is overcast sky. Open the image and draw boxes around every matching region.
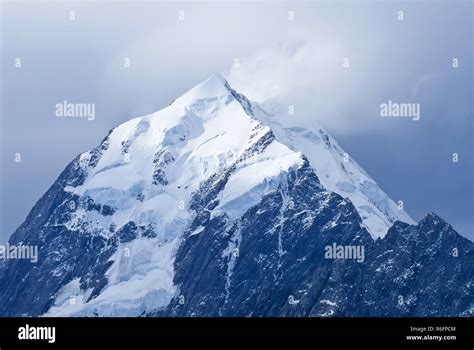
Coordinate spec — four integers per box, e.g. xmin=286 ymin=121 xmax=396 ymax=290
xmin=1 ymin=0 xmax=472 ymax=242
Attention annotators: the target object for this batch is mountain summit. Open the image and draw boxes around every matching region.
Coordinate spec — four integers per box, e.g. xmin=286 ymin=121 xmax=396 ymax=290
xmin=0 ymin=74 xmax=471 ymax=317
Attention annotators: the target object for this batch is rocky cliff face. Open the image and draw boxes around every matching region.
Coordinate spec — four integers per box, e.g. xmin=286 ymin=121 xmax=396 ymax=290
xmin=162 ymin=163 xmax=473 ymax=317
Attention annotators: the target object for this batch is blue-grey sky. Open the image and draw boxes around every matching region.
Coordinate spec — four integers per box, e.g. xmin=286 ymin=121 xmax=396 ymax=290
xmin=1 ymin=0 xmax=472 ymax=242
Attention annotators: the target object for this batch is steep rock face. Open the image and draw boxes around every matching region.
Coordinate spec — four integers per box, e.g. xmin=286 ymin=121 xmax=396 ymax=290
xmin=0 ymin=150 xmax=116 ymax=316
xmin=161 ymin=168 xmax=473 ymax=316
xmin=163 ymin=160 xmax=373 ymax=317
xmin=0 ymin=74 xmax=471 ymax=317
xmin=358 ymin=215 xmax=473 ymax=316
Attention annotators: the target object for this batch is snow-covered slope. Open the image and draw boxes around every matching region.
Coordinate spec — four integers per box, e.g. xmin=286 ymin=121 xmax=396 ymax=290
xmin=252 ymin=103 xmax=414 ymax=238
xmin=45 ymin=73 xmax=304 ymax=316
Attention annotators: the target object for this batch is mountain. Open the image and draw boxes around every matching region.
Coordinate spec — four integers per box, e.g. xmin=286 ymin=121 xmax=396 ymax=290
xmin=0 ymin=74 xmax=472 ymax=317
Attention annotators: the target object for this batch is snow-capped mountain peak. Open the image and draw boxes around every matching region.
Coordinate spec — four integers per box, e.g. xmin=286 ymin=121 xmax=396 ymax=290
xmin=172 ymin=72 xmax=229 ymax=108
xmin=45 ymin=73 xmax=304 ymax=316
xmin=47 ymin=74 xmax=411 ymax=314
xmin=0 ymin=73 xmax=471 ymax=319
